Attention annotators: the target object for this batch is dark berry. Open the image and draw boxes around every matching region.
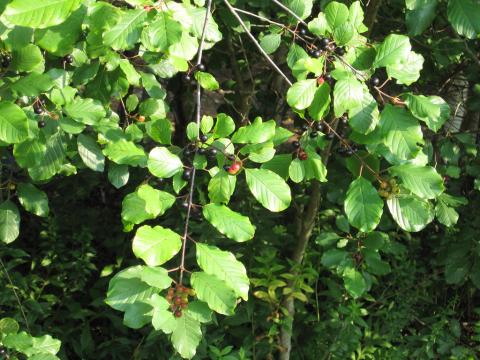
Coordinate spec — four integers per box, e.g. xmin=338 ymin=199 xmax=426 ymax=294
xmin=65 ymin=55 xmax=74 ymax=64
xmin=183 ymin=74 xmax=191 ymax=82
xmin=299 ymin=27 xmax=307 ymax=36
xmin=292 ymin=141 xmax=300 ymax=148
xmin=320 ymin=38 xmax=330 ymax=48
xmin=200 ymin=134 xmax=208 ymax=142
xmin=341 ymin=115 xmax=348 ymax=125
xmin=335 ymin=47 xmax=345 ymax=56
xmin=1 ymin=55 xmax=11 ymax=67
xmin=325 ymin=73 xmax=333 ymax=82
xmin=308 ymin=49 xmax=316 ymax=56
xmin=197 ymin=63 xmax=206 ymax=71
xmin=174 ymin=310 xmax=182 ymax=318
xmin=337 ymin=147 xmax=347 ymax=155
xmin=182 ymin=169 xmax=192 ymax=181
xmin=371 ymin=77 xmax=380 ymax=86
xmin=301 ymin=124 xmax=309 ymax=132
xmin=208 ymin=148 xmax=217 ymax=157
xmin=38 ymin=120 xmax=46 ymax=128
xmin=313 ymin=50 xmax=322 ymax=58
xmin=184 ymin=148 xmax=193 ymax=157
xmin=33 ymin=104 xmax=43 ymax=114
xmin=326 ymin=132 xmax=335 ymax=140
xmin=346 ymin=148 xmax=354 ymax=156
xmin=227 ymin=154 xmax=236 ymax=161
xmin=315 ymin=122 xmax=325 ymax=132
xmin=310 ymin=131 xmax=318 ymax=138
xmin=223 ymin=164 xmax=230 ymax=171
xmin=198 ymin=148 xmax=206 ymax=155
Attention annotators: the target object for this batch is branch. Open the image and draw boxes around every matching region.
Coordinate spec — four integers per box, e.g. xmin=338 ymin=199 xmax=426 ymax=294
xmin=222 ymin=0 xmax=293 ymax=86
xmin=179 ymin=0 xmax=212 ymax=284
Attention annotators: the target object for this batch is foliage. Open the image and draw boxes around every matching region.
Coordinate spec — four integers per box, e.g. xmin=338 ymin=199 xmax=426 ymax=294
xmin=0 ymin=0 xmax=479 ymax=359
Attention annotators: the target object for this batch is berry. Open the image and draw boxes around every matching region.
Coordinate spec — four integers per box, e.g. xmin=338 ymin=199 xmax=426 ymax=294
xmin=326 ymin=132 xmax=335 ymax=140
xmin=184 ymin=148 xmax=193 ymax=157
xmin=65 ymin=55 xmax=74 ymax=64
xmin=227 ymin=154 xmax=236 ymax=161
xmin=301 ymin=124 xmax=309 ymax=132
xmin=223 ymin=164 xmax=230 ymax=172
xmin=315 ymin=122 xmax=325 ymax=132
xmin=180 ymin=303 xmax=188 ymax=309
xmin=317 ymin=77 xmax=325 ymax=85
xmin=1 ymin=56 xmax=11 ymax=67
xmin=182 ymin=169 xmax=192 ymax=181
xmin=298 ymin=151 xmax=308 ymax=161
xmin=313 ymin=50 xmax=322 ymax=58
xmin=174 ymin=297 xmax=183 ymax=305
xmin=340 ymin=115 xmax=348 ymax=125
xmin=310 ymin=131 xmax=318 ymax=138
xmin=168 ymin=288 xmax=175 ymax=296
xmin=174 ymin=310 xmax=182 ymax=318
xmin=299 ymin=27 xmax=307 ymax=36
xmin=38 ymin=120 xmax=46 ymax=128
xmin=325 ymin=73 xmax=333 ymax=82
xmin=198 ymin=148 xmax=207 ymax=155
xmin=197 ymin=63 xmax=206 ymax=72
xmin=137 ymin=115 xmax=145 ymax=122
xmin=183 ymin=74 xmax=191 ymax=82
xmin=292 ymin=141 xmax=300 ymax=148
xmin=228 ymin=161 xmax=242 ymax=175
xmin=144 ymin=5 xmax=154 ymax=11
xmin=346 ymin=148 xmax=354 ymax=156
xmin=371 ymin=77 xmax=380 ymax=86
xmin=337 ymin=147 xmax=347 ymax=155
xmin=208 ymin=148 xmax=217 ymax=157
xmin=33 ymin=104 xmax=43 ymax=114
xmin=200 ymin=134 xmax=208 ymax=142
xmin=335 ymin=47 xmax=345 ymax=56
xmin=320 ymin=38 xmax=330 ymax=48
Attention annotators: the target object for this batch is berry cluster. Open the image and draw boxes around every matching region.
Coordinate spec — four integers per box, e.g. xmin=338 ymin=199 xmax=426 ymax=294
xmin=64 ymin=54 xmax=74 ymax=65
xmin=166 ymin=285 xmax=195 ymax=318
xmin=183 ymin=63 xmax=206 ymax=83
xmin=1 ymin=53 xmax=11 ymax=68
xmin=378 ymin=178 xmax=400 ymax=199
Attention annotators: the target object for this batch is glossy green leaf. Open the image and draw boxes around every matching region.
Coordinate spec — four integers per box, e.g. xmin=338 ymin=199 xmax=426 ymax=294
xmin=333 ymin=77 xmax=363 ymax=116
xmin=190 ymin=272 xmax=237 ymax=315
xmin=404 ymin=94 xmax=450 ymax=132
xmin=17 ymin=183 xmax=49 ymax=217
xmin=202 ymin=204 xmax=255 ymax=242
xmin=245 ymin=168 xmax=291 ymax=212
xmin=447 ymin=0 xmax=480 ymax=39
xmin=373 ymin=34 xmax=411 ymax=68
xmin=103 ymin=139 xmax=147 ymax=167
xmin=325 ymin=1 xmax=349 ymax=28
xmin=287 ymin=79 xmax=317 ymax=110
xmin=0 ymin=102 xmax=29 ymax=144
xmin=132 ymin=225 xmax=182 ymax=266
xmin=390 ymin=164 xmax=444 ymax=199
xmin=196 ymin=243 xmax=249 ymax=300
xmin=0 ymin=201 xmax=20 ymax=244
xmin=387 ymin=194 xmax=434 ymax=232
xmin=77 ymin=134 xmax=105 ymax=172
xmin=64 ymin=98 xmax=106 ymax=125
xmin=171 ymin=311 xmax=202 ymax=359
xmin=147 ymin=147 xmax=183 ymax=178
xmin=194 ymin=72 xmax=219 ymax=91
xmin=103 ymin=9 xmax=147 ymax=50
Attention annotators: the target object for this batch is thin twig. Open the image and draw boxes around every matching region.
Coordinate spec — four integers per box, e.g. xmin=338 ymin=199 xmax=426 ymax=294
xmin=179 ymin=0 xmax=213 ymax=285
xmin=0 ymin=257 xmax=30 ymax=332
xmin=222 ymin=0 xmax=292 ymax=86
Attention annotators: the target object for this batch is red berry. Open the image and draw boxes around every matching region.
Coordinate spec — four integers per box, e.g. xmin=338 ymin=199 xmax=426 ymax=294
xmin=228 ymin=162 xmax=242 ymax=175
xmin=298 ymin=151 xmax=308 ymax=161
xmin=174 ymin=310 xmax=182 ymax=317
xmin=144 ymin=5 xmax=153 ymax=11
xmin=174 ymin=297 xmax=182 ymax=305
xmin=317 ymin=77 xmax=325 ymax=85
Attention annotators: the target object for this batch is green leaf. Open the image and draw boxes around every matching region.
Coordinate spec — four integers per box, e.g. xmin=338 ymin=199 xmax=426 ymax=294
xmin=333 ymin=21 xmax=355 ymax=45
xmin=194 ymin=72 xmax=219 ymax=91
xmin=308 ymin=13 xmax=330 ymax=36
xmin=0 ymin=101 xmax=29 ymax=144
xmin=387 ymin=194 xmax=434 ymax=232
xmin=387 ymin=51 xmax=424 ymax=85
xmin=190 ymin=272 xmax=237 ymax=315
xmin=447 ymin=0 xmax=480 ymax=39
xmin=321 ymin=249 xmax=348 ymax=267
xmin=325 ymin=1 xmax=350 ymax=29
xmin=121 ymin=184 xmax=175 ymax=226
xmin=103 ymin=139 xmax=147 ymax=167
xmin=213 ymin=114 xmax=235 ymax=138
xmin=28 ymin=132 xmax=66 ymax=181
xmin=77 ymin=134 xmax=105 ymax=172
xmin=132 ymin=225 xmax=182 ymax=266
xmin=123 ymin=301 xmax=152 ymax=329
xmin=379 ymin=105 xmax=423 ymax=160
xmin=0 ymin=201 xmax=20 ymax=244
xmin=141 ymin=72 xmax=166 ymax=99
xmin=35 ymin=5 xmax=86 ymax=56
xmin=11 ymin=44 xmax=44 ymax=72
xmin=349 ymin=1 xmax=366 ymax=31
xmin=150 ymin=294 xmax=176 ymax=334
xmin=260 ymin=33 xmax=281 ymax=54
xmin=390 ymin=164 xmax=444 ymax=199
xmin=333 ymin=77 xmax=363 ymax=117
xmin=373 ymin=34 xmax=411 ymax=68
xmin=103 ymin=9 xmax=147 ymax=50
xmin=283 ymin=0 xmax=313 ymax=21
xmin=304 ymin=149 xmax=328 ymax=182
xmin=287 ymin=79 xmax=317 ymax=110
xmin=344 ymin=177 xmax=384 ymax=232
xmin=10 ymin=72 xmax=54 ymax=97
xmin=3 ymin=0 xmax=82 ymax=29
xmin=342 ymin=267 xmax=367 ymax=298
xmin=169 ymin=32 xmax=198 ymax=61
xmin=171 ymin=311 xmax=202 ymax=359
xmin=108 ymin=163 xmax=129 ymax=189
xmin=435 ymin=200 xmax=459 ymax=227
xmin=196 ymin=243 xmax=249 ymax=300
xmin=202 ymin=204 xmax=255 ymax=242
xmin=308 ymin=82 xmax=331 ymax=121
xmin=147 ymin=147 xmax=183 ymax=178
xmin=348 ymin=89 xmax=379 ymax=134
xmin=119 ymin=59 xmax=141 ymax=86
xmin=17 ymin=183 xmax=49 ymax=217
xmin=404 ymin=94 xmax=450 ymax=132
xmin=146 ymin=118 xmax=172 ymax=145
xmin=105 ymin=266 xmax=157 ymax=311
xmin=208 ymin=169 xmax=236 ymax=204
xmin=231 ymin=118 xmax=276 ymax=144
xmin=0 ymin=317 xmax=19 ymax=335
xmin=141 ymin=11 xmax=182 ymax=52
xmin=289 ymin=158 xmax=305 ymax=183
xmin=406 ymin=0 xmax=438 ymax=36
xmin=200 ymin=115 xmax=214 ymax=134
xmin=64 ymin=98 xmax=106 ymax=125
xmin=245 ymin=168 xmax=291 ymax=212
